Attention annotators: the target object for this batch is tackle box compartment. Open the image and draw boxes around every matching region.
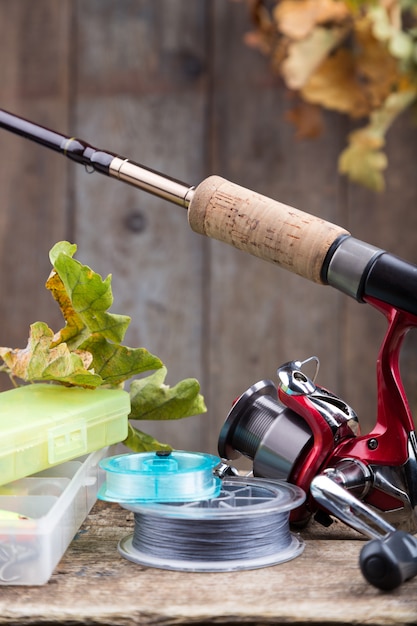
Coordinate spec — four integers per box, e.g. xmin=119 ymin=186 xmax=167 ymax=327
xmin=0 ymin=446 xmax=115 ymax=585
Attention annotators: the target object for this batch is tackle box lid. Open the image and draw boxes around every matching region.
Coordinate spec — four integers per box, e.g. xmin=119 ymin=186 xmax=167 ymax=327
xmin=0 ymin=384 xmax=130 ymax=485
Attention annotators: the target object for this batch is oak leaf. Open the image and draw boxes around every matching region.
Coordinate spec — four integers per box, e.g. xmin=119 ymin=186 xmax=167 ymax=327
xmin=0 ymin=322 xmax=102 ymax=388
xmin=49 ymin=241 xmax=130 ymax=347
xmin=339 ymin=89 xmax=417 ymax=190
xmin=301 ymin=47 xmax=372 ymax=116
xmin=129 ymin=366 xmax=206 ymax=421
xmin=274 ymin=0 xmax=350 ymax=40
xmin=339 ymin=129 xmax=388 ymax=192
xmin=80 ymin=334 xmax=163 ymax=387
xmin=123 ymin=422 xmax=172 ymax=454
xmin=281 ymin=25 xmax=349 ymax=89
xmin=0 ymin=240 xmax=208 ymax=453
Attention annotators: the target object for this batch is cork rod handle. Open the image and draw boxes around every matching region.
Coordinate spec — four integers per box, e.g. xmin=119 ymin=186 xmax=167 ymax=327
xmin=188 ymin=176 xmax=349 ymax=284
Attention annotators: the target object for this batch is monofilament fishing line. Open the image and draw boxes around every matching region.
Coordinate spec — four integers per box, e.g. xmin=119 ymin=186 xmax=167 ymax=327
xmin=98 ymin=451 xmax=222 ymax=503
xmin=118 ymin=477 xmax=305 ymax=572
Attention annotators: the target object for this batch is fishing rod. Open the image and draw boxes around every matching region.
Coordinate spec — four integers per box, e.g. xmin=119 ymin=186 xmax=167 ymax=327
xmin=0 ymin=108 xmax=416 ymax=318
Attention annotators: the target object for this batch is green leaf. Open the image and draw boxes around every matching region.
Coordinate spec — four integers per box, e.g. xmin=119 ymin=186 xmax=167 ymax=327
xmin=49 ymin=241 xmax=77 ymax=266
xmin=52 ymin=244 xmax=131 ymax=345
xmin=0 ymin=322 xmax=103 ymax=387
xmin=129 ymin=366 xmax=207 ymax=421
xmin=123 ymin=422 xmax=172 ymax=453
xmin=0 ymin=240 xmax=207 ymax=453
xmin=46 ymin=269 xmax=88 ymax=348
xmin=80 ymin=334 xmax=163 ymax=386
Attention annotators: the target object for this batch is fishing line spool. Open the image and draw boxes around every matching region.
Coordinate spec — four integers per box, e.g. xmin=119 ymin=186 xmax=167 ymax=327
xmin=98 ymin=451 xmax=221 ymax=503
xmin=98 ymin=450 xmax=306 ymax=572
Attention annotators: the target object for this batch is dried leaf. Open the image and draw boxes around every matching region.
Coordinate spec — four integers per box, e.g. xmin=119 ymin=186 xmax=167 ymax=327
xmin=281 ymin=25 xmax=349 ymax=89
xmin=45 ymin=270 xmax=88 ymax=348
xmin=339 ymin=88 xmax=417 ymax=190
xmin=0 ymin=322 xmax=102 ymax=387
xmin=339 ymin=129 xmax=388 ymax=191
xmin=285 ymin=101 xmax=324 ymax=138
xmin=274 ymin=0 xmax=350 ymax=40
xmin=354 ymin=17 xmax=402 ymax=109
xmin=301 ymin=47 xmax=371 ymax=116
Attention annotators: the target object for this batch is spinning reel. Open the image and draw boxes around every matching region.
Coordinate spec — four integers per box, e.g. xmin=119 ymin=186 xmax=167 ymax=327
xmin=219 ymin=296 xmax=417 ymax=590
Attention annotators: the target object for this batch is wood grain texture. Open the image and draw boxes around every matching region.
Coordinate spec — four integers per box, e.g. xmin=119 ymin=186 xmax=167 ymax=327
xmin=203 ymin=1 xmax=349 ymax=452
xmin=0 ymin=1 xmax=73 ymax=391
xmin=0 ymin=501 xmax=416 ymax=626
xmin=341 ymin=112 xmax=417 ymax=428
xmin=0 ymin=0 xmax=415 ymax=452
xmin=70 ymin=0 xmax=210 ymax=452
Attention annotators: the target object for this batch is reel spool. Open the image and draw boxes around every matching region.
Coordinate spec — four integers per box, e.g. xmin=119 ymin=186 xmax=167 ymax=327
xmin=98 ymin=450 xmax=306 ymax=572
xmin=218 ymin=379 xmax=313 ymax=480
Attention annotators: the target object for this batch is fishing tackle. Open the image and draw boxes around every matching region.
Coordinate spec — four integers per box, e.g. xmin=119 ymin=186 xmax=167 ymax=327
xmin=1 ymin=109 xmax=417 ymax=590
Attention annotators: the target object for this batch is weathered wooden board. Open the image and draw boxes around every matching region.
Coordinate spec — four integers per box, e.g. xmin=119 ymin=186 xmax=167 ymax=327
xmin=204 ymin=1 xmax=348 ymax=452
xmin=0 ymin=1 xmax=415 ymax=454
xmin=343 ymin=113 xmax=417 ymax=429
xmin=0 ymin=0 xmax=72 ymax=390
xmin=0 ymin=501 xmax=416 ymax=626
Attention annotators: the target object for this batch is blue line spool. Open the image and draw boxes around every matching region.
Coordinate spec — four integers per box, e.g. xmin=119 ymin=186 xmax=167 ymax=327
xmin=98 ymin=450 xmax=222 ymax=503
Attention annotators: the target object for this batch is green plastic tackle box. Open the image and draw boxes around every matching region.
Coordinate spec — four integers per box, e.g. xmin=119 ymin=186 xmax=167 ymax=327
xmin=0 ymin=384 xmax=130 ymax=486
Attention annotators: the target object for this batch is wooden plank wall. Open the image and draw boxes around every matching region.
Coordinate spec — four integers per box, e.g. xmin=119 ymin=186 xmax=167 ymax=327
xmin=0 ymin=1 xmax=416 ymax=456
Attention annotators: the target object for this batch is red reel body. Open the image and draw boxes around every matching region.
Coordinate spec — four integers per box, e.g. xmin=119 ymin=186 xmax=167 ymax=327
xmin=219 ymin=297 xmax=417 ymax=530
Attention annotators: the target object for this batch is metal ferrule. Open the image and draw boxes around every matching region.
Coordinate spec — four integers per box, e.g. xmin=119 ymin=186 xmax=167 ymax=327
xmin=326 ymin=237 xmax=383 ymax=301
xmin=109 ymin=157 xmax=195 ymax=208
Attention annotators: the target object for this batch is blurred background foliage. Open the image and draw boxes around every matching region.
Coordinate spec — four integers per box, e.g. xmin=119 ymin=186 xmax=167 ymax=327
xmin=243 ymin=0 xmax=417 ymax=191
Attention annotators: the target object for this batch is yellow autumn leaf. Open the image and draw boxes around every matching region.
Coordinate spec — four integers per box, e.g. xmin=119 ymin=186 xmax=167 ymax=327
xmin=339 ymin=129 xmax=388 ymax=192
xmin=46 ymin=270 xmax=87 ymax=347
xmin=339 ymin=89 xmax=417 ymax=191
xmin=354 ymin=16 xmax=402 ymax=109
xmin=0 ymin=322 xmax=102 ymax=387
xmin=301 ymin=15 xmax=402 ymax=117
xmin=274 ymin=0 xmax=350 ymax=40
xmin=301 ymin=47 xmax=371 ymax=116
xmin=281 ymin=25 xmax=350 ymax=89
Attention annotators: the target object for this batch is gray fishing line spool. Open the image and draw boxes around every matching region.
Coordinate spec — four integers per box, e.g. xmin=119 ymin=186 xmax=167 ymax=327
xmin=118 ymin=476 xmax=306 ymax=572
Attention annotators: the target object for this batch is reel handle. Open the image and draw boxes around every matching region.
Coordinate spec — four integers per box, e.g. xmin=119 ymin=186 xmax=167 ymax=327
xmin=311 ymin=475 xmax=417 ymax=590
xmin=360 ymin=531 xmax=417 ymax=591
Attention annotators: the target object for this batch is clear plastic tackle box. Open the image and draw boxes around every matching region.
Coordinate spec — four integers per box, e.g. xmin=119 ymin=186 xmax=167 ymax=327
xmin=0 ymin=447 xmax=116 ymax=585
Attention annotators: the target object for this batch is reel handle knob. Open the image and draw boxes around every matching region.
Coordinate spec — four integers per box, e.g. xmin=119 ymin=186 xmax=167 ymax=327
xmin=360 ymin=531 xmax=417 ymax=590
